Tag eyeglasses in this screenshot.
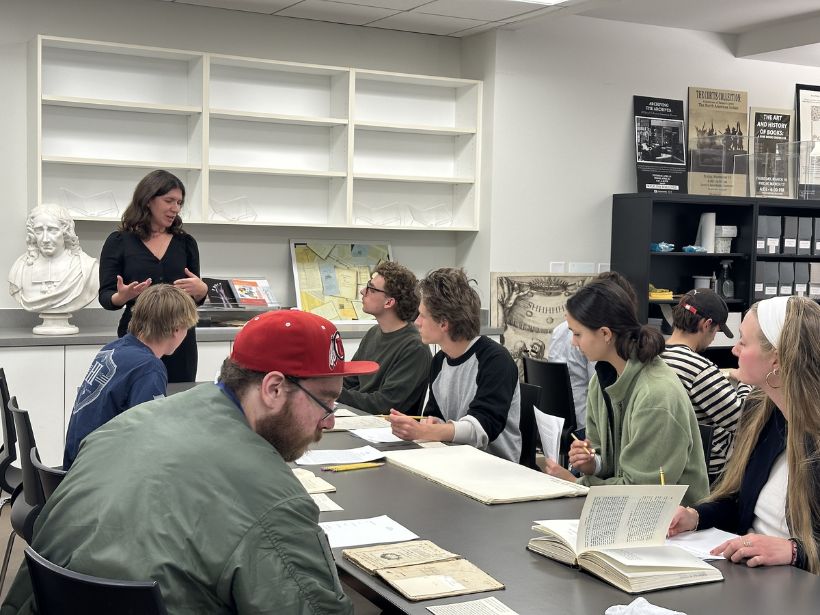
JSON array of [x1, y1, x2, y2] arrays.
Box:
[[285, 376, 336, 421], [363, 282, 387, 296]]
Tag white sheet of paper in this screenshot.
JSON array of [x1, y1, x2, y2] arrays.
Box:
[[295, 445, 384, 466], [533, 407, 564, 462], [319, 514, 418, 548], [666, 527, 739, 560], [333, 407, 357, 417], [427, 597, 520, 615], [311, 493, 343, 512], [327, 415, 390, 431], [350, 427, 403, 443]]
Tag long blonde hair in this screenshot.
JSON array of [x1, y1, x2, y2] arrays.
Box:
[[708, 298, 820, 573]]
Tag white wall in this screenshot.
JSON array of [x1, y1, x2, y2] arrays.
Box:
[[482, 15, 820, 279], [0, 0, 464, 310]]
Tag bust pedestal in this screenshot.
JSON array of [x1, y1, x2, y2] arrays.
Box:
[[33, 313, 79, 335]]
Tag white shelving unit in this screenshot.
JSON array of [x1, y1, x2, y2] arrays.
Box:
[[29, 36, 481, 231]]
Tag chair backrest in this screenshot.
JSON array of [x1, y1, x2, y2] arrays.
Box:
[[0, 368, 21, 494], [698, 423, 716, 470], [24, 546, 169, 615], [30, 446, 67, 502], [521, 357, 577, 455], [9, 399, 45, 510], [518, 383, 541, 470]]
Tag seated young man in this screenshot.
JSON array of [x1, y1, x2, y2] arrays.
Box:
[[661, 288, 752, 482], [388, 267, 522, 462], [62, 284, 198, 469], [338, 261, 431, 414]]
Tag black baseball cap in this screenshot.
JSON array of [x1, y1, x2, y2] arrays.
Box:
[[679, 289, 733, 337]]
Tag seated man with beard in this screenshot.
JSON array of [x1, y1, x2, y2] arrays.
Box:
[[1, 311, 378, 615]]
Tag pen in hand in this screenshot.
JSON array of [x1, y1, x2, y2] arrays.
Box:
[[570, 432, 594, 457], [659, 466, 666, 486]]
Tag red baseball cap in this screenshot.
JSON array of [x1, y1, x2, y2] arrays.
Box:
[[230, 310, 379, 378]]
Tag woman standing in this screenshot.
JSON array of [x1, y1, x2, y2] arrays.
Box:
[[545, 277, 709, 507], [99, 170, 207, 382], [668, 296, 820, 573]]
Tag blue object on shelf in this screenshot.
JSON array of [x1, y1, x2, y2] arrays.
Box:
[[650, 242, 675, 252]]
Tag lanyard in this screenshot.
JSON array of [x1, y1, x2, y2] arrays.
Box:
[[217, 382, 245, 417]]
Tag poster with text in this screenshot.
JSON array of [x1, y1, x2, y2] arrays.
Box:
[[633, 96, 687, 194], [795, 84, 820, 199], [687, 86, 749, 196], [749, 107, 794, 198]]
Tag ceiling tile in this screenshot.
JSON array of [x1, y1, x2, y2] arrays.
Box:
[[173, 0, 297, 13], [369, 11, 485, 36], [418, 0, 548, 22], [449, 20, 510, 37], [328, 0, 432, 9], [276, 0, 400, 25]]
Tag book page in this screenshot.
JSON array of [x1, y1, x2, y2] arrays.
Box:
[[427, 597, 519, 615], [590, 545, 716, 570], [385, 445, 588, 504], [666, 527, 739, 560], [311, 493, 343, 512], [343, 540, 458, 573], [533, 408, 563, 462], [531, 519, 579, 553], [319, 515, 418, 549], [378, 559, 504, 601], [577, 485, 687, 552], [325, 415, 389, 431], [296, 445, 384, 465], [291, 468, 336, 494]]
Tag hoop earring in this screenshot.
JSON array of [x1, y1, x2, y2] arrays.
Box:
[[765, 368, 781, 389]]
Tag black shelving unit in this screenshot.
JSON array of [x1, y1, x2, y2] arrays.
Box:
[[611, 193, 820, 324]]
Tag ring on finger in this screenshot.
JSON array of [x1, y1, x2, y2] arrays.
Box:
[[742, 539, 752, 548]]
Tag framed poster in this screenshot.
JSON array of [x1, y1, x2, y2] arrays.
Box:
[[290, 240, 392, 323], [633, 96, 687, 194], [490, 273, 594, 380], [748, 107, 794, 198], [795, 83, 820, 199], [687, 86, 748, 196]]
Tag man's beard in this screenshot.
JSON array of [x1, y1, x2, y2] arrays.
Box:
[[255, 400, 323, 462]]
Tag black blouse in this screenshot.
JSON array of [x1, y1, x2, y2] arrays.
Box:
[[98, 231, 203, 382]]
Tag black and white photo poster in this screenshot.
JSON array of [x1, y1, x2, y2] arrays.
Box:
[[687, 86, 748, 196], [749, 107, 793, 198], [795, 84, 820, 199], [633, 96, 687, 194]]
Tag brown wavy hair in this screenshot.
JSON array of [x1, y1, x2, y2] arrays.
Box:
[[418, 268, 480, 342], [376, 261, 420, 322], [707, 297, 820, 573], [119, 170, 186, 240], [128, 284, 198, 342]]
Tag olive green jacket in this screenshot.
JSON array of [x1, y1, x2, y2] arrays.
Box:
[[0, 384, 352, 615], [578, 357, 709, 507]]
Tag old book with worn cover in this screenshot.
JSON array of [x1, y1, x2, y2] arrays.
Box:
[[343, 540, 503, 601], [527, 485, 723, 594]]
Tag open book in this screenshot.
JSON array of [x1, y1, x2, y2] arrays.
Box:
[[527, 485, 723, 594], [385, 445, 588, 504], [343, 540, 503, 601]]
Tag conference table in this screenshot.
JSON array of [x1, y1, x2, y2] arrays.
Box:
[[314, 429, 820, 614], [167, 384, 820, 614]]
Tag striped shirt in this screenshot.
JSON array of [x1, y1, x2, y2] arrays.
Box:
[[661, 344, 752, 476]]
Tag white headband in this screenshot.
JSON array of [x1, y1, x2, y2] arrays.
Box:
[[757, 296, 790, 349]]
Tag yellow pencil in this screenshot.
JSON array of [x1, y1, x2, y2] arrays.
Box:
[[659, 466, 666, 486], [321, 462, 384, 472], [570, 432, 593, 456]]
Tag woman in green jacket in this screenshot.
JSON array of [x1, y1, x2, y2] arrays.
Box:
[[546, 277, 709, 506]]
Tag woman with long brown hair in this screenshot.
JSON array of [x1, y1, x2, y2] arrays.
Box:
[[668, 295, 820, 573], [98, 170, 207, 382]]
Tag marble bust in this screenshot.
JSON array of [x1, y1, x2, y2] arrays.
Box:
[[8, 204, 99, 334]]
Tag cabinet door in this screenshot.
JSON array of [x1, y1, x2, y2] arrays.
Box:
[[0, 347, 66, 468], [196, 341, 231, 382]]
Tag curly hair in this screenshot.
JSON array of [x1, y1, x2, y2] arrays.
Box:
[[418, 268, 480, 342], [120, 170, 186, 240], [375, 261, 420, 322], [25, 205, 81, 265]]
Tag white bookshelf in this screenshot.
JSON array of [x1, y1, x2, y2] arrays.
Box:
[[30, 36, 481, 231]]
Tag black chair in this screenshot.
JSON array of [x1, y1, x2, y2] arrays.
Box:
[[698, 423, 716, 470], [24, 546, 169, 615], [0, 368, 22, 500], [521, 357, 578, 463], [518, 383, 541, 470], [30, 446, 67, 502]]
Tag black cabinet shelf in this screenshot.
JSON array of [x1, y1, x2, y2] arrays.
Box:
[[650, 252, 747, 258], [649, 298, 745, 305], [611, 193, 820, 324]]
